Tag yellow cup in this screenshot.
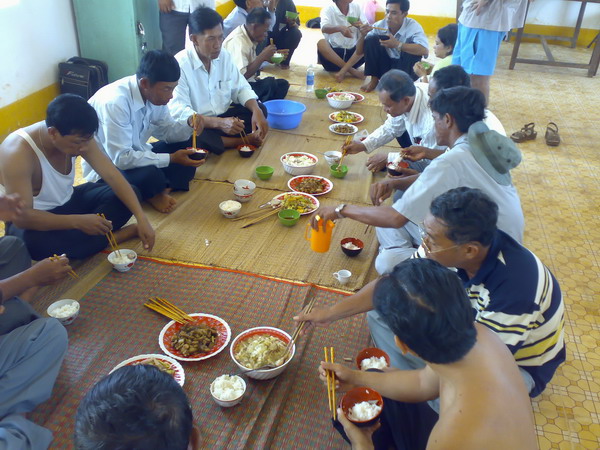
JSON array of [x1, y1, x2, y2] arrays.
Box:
[[305, 219, 335, 253]]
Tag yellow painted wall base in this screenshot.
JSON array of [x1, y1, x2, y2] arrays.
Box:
[[216, 1, 235, 18]]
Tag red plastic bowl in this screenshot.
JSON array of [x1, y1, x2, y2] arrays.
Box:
[[340, 387, 384, 427], [355, 347, 390, 370]]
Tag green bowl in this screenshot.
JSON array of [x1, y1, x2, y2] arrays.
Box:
[[285, 10, 299, 20], [255, 165, 274, 180], [315, 88, 328, 99], [270, 53, 285, 64], [278, 209, 300, 226], [347, 16, 359, 24], [330, 164, 349, 178]]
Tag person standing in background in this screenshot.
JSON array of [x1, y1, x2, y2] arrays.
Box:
[[159, 0, 217, 55]]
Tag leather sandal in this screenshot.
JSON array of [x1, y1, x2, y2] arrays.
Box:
[[510, 122, 537, 143], [545, 122, 560, 146]]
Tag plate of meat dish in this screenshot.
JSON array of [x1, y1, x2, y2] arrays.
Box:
[[329, 111, 364, 124], [273, 192, 320, 215], [159, 313, 231, 362], [329, 123, 358, 135], [110, 354, 185, 386], [287, 176, 333, 196]]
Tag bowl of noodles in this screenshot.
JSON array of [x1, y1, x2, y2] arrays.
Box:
[[230, 327, 296, 380]]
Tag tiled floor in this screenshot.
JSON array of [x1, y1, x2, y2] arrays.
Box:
[[264, 27, 600, 449]]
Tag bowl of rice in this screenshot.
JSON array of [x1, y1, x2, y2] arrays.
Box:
[[47, 299, 80, 326], [210, 374, 247, 407], [356, 347, 390, 371], [108, 249, 137, 272], [230, 326, 295, 380], [326, 92, 354, 109], [341, 237, 364, 257], [219, 200, 242, 218], [341, 387, 384, 427], [280, 152, 318, 176]]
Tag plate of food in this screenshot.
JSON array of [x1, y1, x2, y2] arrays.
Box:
[[329, 111, 364, 124], [110, 354, 185, 386], [346, 92, 365, 103], [159, 313, 231, 362], [329, 123, 358, 135], [288, 175, 333, 196], [273, 192, 319, 215]]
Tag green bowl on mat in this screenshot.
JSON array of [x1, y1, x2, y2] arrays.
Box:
[[285, 10, 299, 20], [270, 53, 285, 64], [315, 88, 328, 99], [256, 165, 274, 180], [278, 209, 301, 226], [347, 16, 359, 24], [330, 164, 349, 179]]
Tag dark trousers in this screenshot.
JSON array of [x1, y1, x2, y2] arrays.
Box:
[[364, 34, 421, 81], [198, 102, 268, 155], [6, 183, 135, 260], [159, 11, 189, 55], [250, 77, 290, 102], [317, 46, 365, 72]]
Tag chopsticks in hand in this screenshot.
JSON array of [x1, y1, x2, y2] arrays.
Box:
[[337, 136, 352, 171], [192, 112, 197, 149], [324, 346, 337, 420], [144, 297, 193, 324], [50, 254, 79, 279], [98, 213, 121, 257], [286, 295, 318, 353]]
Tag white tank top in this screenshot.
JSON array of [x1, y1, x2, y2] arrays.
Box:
[[15, 129, 75, 211]]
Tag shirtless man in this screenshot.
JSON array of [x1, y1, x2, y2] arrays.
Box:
[[0, 94, 155, 260], [321, 259, 537, 449]]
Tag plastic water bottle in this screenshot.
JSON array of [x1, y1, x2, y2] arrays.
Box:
[[306, 65, 315, 92]]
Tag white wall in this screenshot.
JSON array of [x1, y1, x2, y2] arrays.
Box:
[[297, 0, 600, 29], [0, 0, 79, 108]]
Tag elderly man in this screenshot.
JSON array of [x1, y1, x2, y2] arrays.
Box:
[[169, 7, 269, 155], [223, 7, 290, 102]]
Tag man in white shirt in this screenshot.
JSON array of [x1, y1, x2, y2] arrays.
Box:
[[223, 8, 290, 102], [170, 7, 269, 155], [84, 50, 204, 214], [311, 86, 524, 275], [361, 0, 429, 92], [159, 0, 216, 55]]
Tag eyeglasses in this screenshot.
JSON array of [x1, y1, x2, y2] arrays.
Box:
[[419, 227, 461, 255]]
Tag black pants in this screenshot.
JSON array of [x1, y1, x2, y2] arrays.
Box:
[[317, 46, 365, 72], [6, 183, 135, 260], [250, 77, 290, 103], [364, 34, 421, 81], [198, 102, 268, 155]]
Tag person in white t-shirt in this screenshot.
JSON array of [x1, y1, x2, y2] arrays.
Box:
[[159, 0, 216, 55]]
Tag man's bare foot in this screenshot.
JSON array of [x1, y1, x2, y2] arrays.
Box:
[[112, 224, 139, 245], [147, 191, 177, 213], [361, 76, 379, 92], [349, 68, 366, 80]]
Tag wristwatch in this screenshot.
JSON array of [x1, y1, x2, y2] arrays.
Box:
[[335, 204, 346, 219]]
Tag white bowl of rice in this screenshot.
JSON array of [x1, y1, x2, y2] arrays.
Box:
[[326, 92, 355, 109], [47, 299, 80, 326], [219, 200, 242, 218], [229, 326, 296, 380], [210, 374, 247, 407], [280, 152, 318, 176]]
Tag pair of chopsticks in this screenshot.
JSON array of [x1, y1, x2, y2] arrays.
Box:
[[324, 346, 337, 420], [240, 207, 281, 228], [232, 204, 281, 222], [144, 297, 192, 324], [192, 112, 197, 149], [50, 254, 79, 279], [286, 295, 318, 353], [236, 117, 249, 147], [98, 213, 121, 257], [336, 136, 352, 171], [372, 26, 388, 31]]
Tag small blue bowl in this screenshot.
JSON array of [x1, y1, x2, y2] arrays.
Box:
[[263, 100, 307, 130]]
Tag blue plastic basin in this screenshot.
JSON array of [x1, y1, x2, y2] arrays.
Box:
[[263, 100, 307, 130]]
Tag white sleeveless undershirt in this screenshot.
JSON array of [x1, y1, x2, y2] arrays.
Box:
[[15, 129, 75, 211]]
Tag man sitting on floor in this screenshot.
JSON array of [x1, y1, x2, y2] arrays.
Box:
[[312, 86, 524, 275], [361, 0, 428, 93], [321, 259, 538, 450], [300, 188, 564, 399], [83, 50, 205, 214], [74, 365, 200, 450], [223, 8, 290, 102], [170, 7, 269, 155], [0, 194, 70, 450], [318, 0, 371, 82], [0, 94, 155, 260]]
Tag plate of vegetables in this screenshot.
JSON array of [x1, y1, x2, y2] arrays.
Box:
[[109, 354, 185, 386], [329, 111, 364, 124], [288, 176, 333, 196], [273, 192, 320, 215]]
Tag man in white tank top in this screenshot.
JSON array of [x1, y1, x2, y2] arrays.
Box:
[[0, 94, 155, 260]]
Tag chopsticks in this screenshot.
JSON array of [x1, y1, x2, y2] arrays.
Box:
[[372, 26, 388, 31], [98, 213, 121, 257], [50, 254, 79, 279], [287, 294, 318, 352], [240, 207, 281, 228], [336, 136, 352, 171], [236, 117, 249, 147], [144, 297, 193, 324], [192, 112, 197, 149], [232, 205, 281, 222], [324, 346, 337, 420]]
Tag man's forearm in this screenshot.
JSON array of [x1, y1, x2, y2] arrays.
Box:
[[328, 278, 378, 321], [342, 205, 409, 228], [400, 43, 428, 56], [11, 209, 79, 231], [0, 268, 36, 301], [102, 170, 146, 220], [388, 174, 419, 191], [244, 99, 262, 115], [353, 368, 438, 402], [244, 58, 263, 80]]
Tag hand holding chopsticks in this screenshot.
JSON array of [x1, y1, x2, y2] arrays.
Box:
[[144, 297, 193, 324], [98, 213, 120, 257], [192, 112, 197, 149], [324, 346, 337, 420], [337, 136, 352, 171], [50, 254, 79, 279]]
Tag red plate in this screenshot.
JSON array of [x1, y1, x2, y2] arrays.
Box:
[[159, 313, 231, 362], [273, 192, 320, 215], [110, 354, 185, 386], [328, 111, 364, 124], [287, 175, 333, 196], [346, 92, 365, 102]]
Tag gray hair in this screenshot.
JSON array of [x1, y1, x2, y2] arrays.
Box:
[[376, 69, 416, 101]]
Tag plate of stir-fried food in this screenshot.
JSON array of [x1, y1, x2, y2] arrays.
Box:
[[159, 313, 231, 361], [288, 176, 333, 196], [329, 111, 364, 124], [329, 123, 358, 135], [273, 192, 319, 215], [110, 354, 185, 386]]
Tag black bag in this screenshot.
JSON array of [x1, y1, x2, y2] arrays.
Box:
[[306, 17, 321, 29], [59, 57, 109, 100]]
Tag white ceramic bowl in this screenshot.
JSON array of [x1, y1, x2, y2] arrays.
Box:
[[280, 152, 318, 176], [230, 326, 295, 380], [210, 375, 247, 407], [234, 179, 256, 193], [219, 200, 242, 218], [233, 191, 254, 203], [324, 151, 342, 166], [327, 92, 354, 109], [107, 249, 137, 272], [47, 299, 80, 326]]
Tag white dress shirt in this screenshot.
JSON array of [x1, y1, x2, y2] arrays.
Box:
[[223, 6, 275, 38], [459, 0, 528, 32], [367, 17, 428, 59], [170, 0, 215, 13], [169, 46, 258, 124], [223, 25, 258, 82], [83, 76, 192, 182], [320, 2, 367, 49]]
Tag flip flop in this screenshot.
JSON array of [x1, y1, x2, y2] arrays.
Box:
[[510, 122, 537, 143], [545, 122, 560, 146]]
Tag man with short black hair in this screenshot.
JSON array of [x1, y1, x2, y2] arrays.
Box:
[[75, 365, 200, 450], [85, 50, 204, 214], [223, 7, 290, 102], [170, 7, 269, 155]]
